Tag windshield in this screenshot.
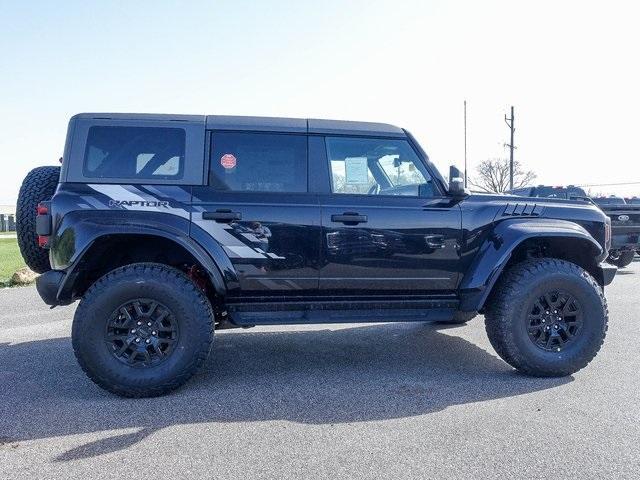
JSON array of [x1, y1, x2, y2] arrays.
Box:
[[377, 155, 427, 187]]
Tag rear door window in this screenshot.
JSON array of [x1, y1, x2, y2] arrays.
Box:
[[83, 126, 186, 180], [209, 132, 307, 192]]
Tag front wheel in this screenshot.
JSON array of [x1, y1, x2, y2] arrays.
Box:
[[72, 263, 214, 397], [485, 258, 608, 377]]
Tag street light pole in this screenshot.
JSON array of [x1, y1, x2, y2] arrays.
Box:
[[464, 100, 468, 188]]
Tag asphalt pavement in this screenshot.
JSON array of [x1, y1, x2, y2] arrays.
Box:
[[1, 260, 639, 479]]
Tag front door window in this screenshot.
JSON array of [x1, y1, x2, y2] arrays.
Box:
[[326, 137, 435, 197]]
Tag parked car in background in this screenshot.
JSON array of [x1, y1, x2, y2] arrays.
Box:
[[592, 197, 640, 266], [510, 185, 589, 201], [593, 196, 627, 206], [627, 198, 640, 255], [513, 186, 639, 268], [628, 198, 640, 255]]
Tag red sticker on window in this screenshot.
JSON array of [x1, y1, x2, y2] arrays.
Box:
[[221, 153, 237, 169]]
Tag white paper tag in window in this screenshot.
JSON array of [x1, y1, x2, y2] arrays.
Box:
[[344, 157, 369, 185]]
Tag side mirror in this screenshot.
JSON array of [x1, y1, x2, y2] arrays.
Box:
[[448, 165, 469, 198]]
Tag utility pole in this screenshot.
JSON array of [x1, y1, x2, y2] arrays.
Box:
[[504, 106, 515, 190], [464, 100, 468, 188]]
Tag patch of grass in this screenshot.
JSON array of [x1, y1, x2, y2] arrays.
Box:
[[0, 237, 26, 286]]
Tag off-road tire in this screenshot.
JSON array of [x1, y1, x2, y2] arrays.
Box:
[[72, 263, 214, 397], [16, 166, 61, 273], [607, 250, 635, 268], [437, 311, 476, 325], [485, 258, 607, 377]]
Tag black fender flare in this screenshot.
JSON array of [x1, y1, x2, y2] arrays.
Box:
[[458, 218, 603, 311], [51, 211, 236, 302]]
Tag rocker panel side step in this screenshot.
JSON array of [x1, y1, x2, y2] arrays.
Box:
[[226, 298, 458, 326]]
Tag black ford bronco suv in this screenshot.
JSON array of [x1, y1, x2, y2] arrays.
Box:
[[17, 113, 616, 397]]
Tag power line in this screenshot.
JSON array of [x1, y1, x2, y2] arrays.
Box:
[[576, 181, 640, 187]]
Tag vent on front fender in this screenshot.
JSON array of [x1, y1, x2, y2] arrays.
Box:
[[503, 203, 544, 216]]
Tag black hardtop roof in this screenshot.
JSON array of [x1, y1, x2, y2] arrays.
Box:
[[71, 113, 406, 137]]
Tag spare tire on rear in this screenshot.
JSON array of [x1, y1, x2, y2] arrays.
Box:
[[16, 166, 60, 274]]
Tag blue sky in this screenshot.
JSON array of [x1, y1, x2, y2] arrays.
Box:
[[1, 0, 639, 203]]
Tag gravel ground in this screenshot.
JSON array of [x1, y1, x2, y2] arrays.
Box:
[[1, 260, 639, 479]]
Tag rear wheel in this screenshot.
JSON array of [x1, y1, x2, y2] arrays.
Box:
[[485, 258, 607, 377], [607, 250, 635, 268], [16, 166, 60, 273], [72, 263, 214, 397]]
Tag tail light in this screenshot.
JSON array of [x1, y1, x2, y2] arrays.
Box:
[[36, 202, 52, 248]]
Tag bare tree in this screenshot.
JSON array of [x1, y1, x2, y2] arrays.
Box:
[[585, 188, 607, 198], [469, 158, 536, 193]]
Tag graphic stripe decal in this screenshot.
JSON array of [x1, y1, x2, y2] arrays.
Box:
[[81, 195, 107, 209], [90, 184, 146, 203], [85, 184, 272, 260], [193, 218, 256, 248], [87, 184, 190, 219], [224, 246, 267, 259]]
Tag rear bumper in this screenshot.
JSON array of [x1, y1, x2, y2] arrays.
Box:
[[596, 262, 617, 286], [35, 270, 67, 306]]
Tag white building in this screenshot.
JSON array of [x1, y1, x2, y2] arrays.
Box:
[[0, 205, 16, 215]]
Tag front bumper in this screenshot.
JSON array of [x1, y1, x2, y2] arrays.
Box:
[[596, 262, 617, 286]]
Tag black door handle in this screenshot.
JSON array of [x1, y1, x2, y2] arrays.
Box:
[[202, 209, 242, 223], [331, 213, 368, 225]]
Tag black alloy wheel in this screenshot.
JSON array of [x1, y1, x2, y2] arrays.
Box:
[[527, 290, 583, 352], [106, 299, 179, 367]]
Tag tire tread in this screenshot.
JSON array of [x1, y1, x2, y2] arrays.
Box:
[[16, 166, 60, 273]]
